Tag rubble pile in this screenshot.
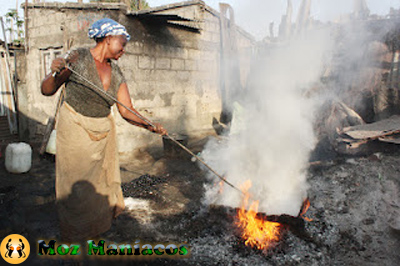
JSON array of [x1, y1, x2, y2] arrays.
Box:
[[115, 153, 400, 265]]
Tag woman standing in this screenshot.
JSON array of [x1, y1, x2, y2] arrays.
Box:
[[41, 18, 167, 241]]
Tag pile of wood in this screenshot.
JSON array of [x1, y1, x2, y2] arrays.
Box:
[[336, 115, 400, 155]]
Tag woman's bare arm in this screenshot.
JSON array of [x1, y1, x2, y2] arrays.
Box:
[[117, 83, 167, 135], [41, 57, 71, 96]]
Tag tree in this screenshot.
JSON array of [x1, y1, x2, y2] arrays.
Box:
[[130, 0, 150, 10], [4, 9, 24, 45], [89, 0, 150, 11]]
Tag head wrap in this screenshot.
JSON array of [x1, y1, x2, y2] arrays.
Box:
[[88, 18, 131, 41]]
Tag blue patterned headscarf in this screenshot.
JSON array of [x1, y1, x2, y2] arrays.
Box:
[[88, 18, 131, 41]]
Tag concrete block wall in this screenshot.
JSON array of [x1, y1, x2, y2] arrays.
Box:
[[24, 2, 254, 161], [24, 3, 126, 141]]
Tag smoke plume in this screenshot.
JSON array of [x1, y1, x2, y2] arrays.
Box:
[[201, 28, 333, 216], [198, 0, 397, 217]]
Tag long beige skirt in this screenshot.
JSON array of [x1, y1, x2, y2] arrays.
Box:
[[56, 102, 125, 241]]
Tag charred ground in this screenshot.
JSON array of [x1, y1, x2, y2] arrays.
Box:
[[0, 142, 399, 265]]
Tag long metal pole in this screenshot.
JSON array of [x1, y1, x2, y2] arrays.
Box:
[[66, 66, 245, 195], [1, 16, 18, 134], [24, 0, 29, 53]]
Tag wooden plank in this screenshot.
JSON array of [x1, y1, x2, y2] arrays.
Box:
[[0, 17, 18, 134], [0, 54, 8, 117], [342, 115, 400, 140], [0, 54, 17, 134], [379, 135, 400, 144]]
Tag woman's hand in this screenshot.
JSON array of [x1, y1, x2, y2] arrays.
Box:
[[41, 56, 71, 96], [51, 57, 67, 75], [150, 123, 168, 135]]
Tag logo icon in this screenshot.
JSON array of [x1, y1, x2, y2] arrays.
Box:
[[1, 234, 30, 264]]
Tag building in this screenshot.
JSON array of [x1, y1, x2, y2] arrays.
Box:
[[21, 0, 254, 161]]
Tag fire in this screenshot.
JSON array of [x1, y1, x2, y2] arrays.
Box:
[[299, 198, 313, 222], [236, 180, 281, 250], [218, 180, 224, 194]]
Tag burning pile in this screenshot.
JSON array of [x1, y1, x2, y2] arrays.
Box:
[[235, 180, 282, 250], [235, 180, 312, 251]]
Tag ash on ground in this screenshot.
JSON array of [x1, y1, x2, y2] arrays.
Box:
[[0, 146, 399, 265]]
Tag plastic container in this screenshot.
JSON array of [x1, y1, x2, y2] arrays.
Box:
[[5, 142, 32, 174], [45, 130, 57, 155]]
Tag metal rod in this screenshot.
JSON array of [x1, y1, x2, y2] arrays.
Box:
[[65, 66, 245, 195], [0, 16, 18, 134], [67, 67, 156, 128], [164, 135, 244, 194], [24, 0, 29, 54]]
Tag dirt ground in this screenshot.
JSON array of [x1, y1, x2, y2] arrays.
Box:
[[0, 140, 399, 266]]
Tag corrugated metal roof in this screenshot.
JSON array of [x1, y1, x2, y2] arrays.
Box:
[[132, 13, 202, 32], [128, 2, 203, 32], [166, 21, 202, 32], [127, 0, 205, 16], [133, 13, 194, 22]]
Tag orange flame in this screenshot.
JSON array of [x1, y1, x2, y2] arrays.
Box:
[[299, 198, 313, 222], [236, 180, 281, 250], [218, 180, 224, 194]]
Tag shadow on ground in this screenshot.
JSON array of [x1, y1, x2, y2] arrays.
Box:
[[0, 140, 399, 265]]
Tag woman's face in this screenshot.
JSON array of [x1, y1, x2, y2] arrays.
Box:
[[108, 35, 128, 60]]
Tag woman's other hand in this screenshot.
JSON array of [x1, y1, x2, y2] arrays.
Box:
[[51, 57, 67, 75], [151, 123, 167, 135]]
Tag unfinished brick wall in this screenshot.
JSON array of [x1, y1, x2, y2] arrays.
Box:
[[23, 2, 253, 161], [24, 3, 122, 140]]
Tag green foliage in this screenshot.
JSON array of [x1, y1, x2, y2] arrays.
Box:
[[89, 0, 120, 2], [3, 8, 24, 45], [130, 0, 150, 10], [89, 0, 150, 10]]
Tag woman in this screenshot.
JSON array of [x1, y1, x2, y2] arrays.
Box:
[[41, 18, 167, 241]]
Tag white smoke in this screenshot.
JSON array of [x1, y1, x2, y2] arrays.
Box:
[[201, 28, 334, 216]]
